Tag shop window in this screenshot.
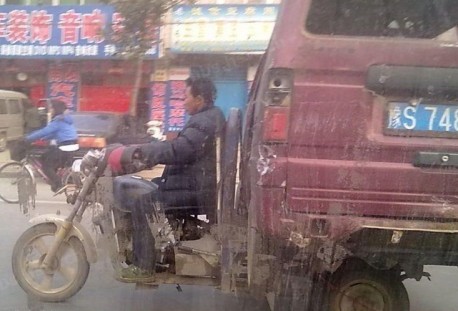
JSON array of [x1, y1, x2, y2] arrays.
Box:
[[8, 99, 21, 114], [0, 100, 6, 115]]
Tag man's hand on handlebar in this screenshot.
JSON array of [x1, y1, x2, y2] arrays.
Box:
[[106, 144, 148, 176]]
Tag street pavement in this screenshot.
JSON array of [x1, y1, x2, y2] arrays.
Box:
[[2, 150, 458, 310]]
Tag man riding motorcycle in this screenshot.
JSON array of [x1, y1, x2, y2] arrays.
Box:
[[107, 77, 226, 282]]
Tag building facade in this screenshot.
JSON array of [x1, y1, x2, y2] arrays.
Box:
[[0, 0, 279, 133]]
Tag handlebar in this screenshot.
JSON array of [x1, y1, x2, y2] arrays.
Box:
[[78, 146, 147, 177]]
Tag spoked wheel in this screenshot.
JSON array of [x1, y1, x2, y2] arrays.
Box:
[[12, 223, 90, 302], [0, 161, 23, 203], [329, 260, 410, 311]]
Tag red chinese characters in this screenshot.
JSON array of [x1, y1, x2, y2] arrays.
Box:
[[152, 83, 166, 98], [48, 68, 78, 83], [30, 10, 53, 44], [48, 65, 80, 111], [167, 81, 187, 129], [58, 10, 81, 44], [169, 81, 186, 99], [150, 82, 167, 123], [169, 108, 185, 117], [82, 9, 105, 44], [49, 83, 75, 98], [151, 110, 165, 121], [169, 99, 184, 108], [7, 10, 29, 43], [152, 97, 165, 109]]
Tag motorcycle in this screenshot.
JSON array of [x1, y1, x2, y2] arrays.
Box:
[[11, 109, 244, 303]]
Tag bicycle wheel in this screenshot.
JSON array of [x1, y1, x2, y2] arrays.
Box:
[[0, 161, 23, 203]]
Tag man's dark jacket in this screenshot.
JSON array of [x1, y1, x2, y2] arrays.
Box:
[[141, 105, 226, 215]]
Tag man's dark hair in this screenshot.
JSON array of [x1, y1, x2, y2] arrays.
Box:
[[50, 100, 67, 116], [185, 77, 217, 106]]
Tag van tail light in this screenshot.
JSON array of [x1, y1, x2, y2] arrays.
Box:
[[262, 68, 292, 142], [263, 107, 289, 141], [78, 137, 106, 148]]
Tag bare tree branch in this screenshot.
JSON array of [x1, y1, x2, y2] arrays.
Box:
[[107, 0, 187, 116]]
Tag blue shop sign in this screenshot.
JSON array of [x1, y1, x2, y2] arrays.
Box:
[[171, 5, 278, 53], [0, 5, 159, 59]]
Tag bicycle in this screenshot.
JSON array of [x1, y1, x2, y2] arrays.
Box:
[[0, 148, 83, 214]]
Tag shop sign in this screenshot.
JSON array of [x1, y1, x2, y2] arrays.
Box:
[[149, 81, 167, 131], [171, 5, 278, 53], [47, 64, 79, 111], [0, 5, 159, 59], [148, 79, 188, 133], [166, 80, 187, 132]]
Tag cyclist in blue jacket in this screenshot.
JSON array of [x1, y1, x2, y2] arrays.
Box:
[[25, 100, 79, 192]]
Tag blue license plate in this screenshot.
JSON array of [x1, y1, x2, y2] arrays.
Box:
[[386, 102, 458, 134]]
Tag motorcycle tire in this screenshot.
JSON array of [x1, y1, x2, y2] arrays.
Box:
[[12, 223, 90, 302]]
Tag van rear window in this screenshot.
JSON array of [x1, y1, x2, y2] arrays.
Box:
[[305, 0, 458, 39]]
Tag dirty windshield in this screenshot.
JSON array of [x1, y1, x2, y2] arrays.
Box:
[[0, 0, 458, 311]]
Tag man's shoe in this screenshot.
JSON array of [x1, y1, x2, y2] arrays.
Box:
[[117, 265, 155, 283]]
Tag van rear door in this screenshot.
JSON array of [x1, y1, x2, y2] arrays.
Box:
[[269, 0, 458, 220]]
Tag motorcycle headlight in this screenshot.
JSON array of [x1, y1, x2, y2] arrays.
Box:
[[81, 149, 104, 168]]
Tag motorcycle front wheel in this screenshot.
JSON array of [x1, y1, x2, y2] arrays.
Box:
[[12, 223, 90, 302]]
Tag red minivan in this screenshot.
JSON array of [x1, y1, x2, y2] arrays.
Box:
[[241, 1, 458, 310]]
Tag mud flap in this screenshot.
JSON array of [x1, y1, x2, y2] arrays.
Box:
[[219, 108, 244, 292]]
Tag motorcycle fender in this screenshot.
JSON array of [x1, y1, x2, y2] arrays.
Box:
[[23, 164, 36, 189], [29, 214, 97, 263]]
